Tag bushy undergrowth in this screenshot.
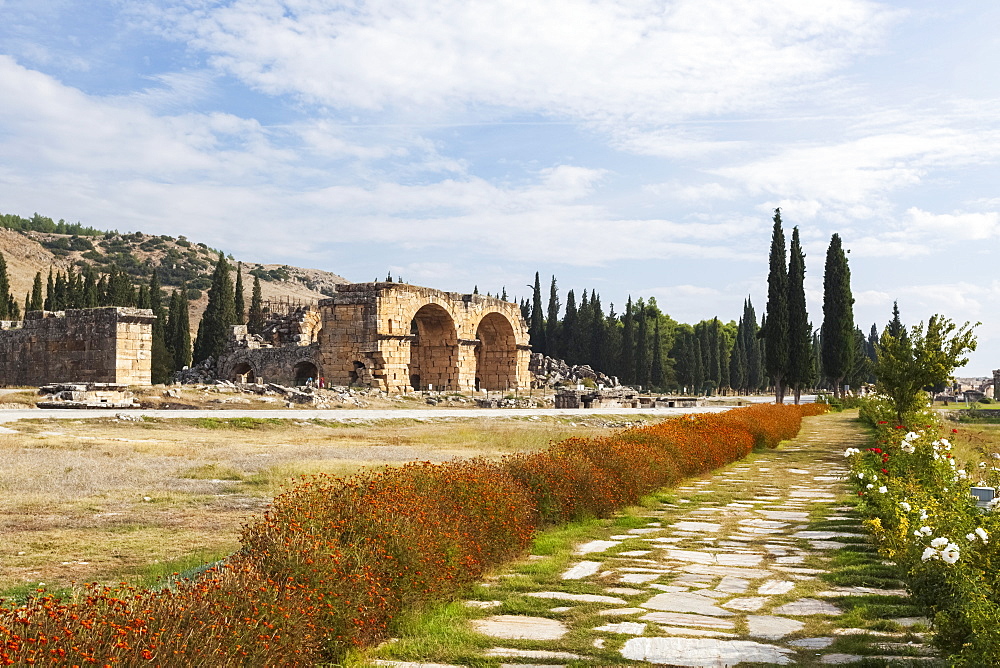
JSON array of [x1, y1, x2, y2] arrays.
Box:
[[849, 396, 1000, 665], [0, 402, 825, 665]]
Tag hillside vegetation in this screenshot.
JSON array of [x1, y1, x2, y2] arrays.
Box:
[[0, 211, 349, 325]]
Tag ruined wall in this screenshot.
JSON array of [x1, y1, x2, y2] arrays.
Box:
[[318, 283, 530, 393], [0, 307, 154, 386]]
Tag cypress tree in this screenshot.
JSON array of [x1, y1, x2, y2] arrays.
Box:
[[729, 326, 746, 394], [500, 287, 508, 301], [194, 254, 237, 362], [247, 274, 265, 335], [168, 287, 193, 371], [634, 299, 650, 389], [44, 268, 54, 310], [821, 233, 855, 398], [761, 208, 789, 403], [234, 263, 246, 325], [651, 319, 665, 390], [744, 299, 763, 392], [148, 272, 173, 384], [545, 276, 560, 359], [575, 290, 591, 366], [692, 333, 704, 394], [0, 252, 11, 319], [888, 301, 906, 341], [529, 272, 544, 354], [82, 267, 99, 307], [29, 272, 44, 312], [708, 319, 721, 386], [717, 324, 730, 393], [561, 289, 577, 364], [787, 227, 812, 404], [590, 292, 607, 373], [670, 327, 692, 392], [621, 297, 635, 384], [605, 304, 622, 380]]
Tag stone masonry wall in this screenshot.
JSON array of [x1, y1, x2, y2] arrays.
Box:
[[0, 307, 155, 386], [318, 282, 530, 393]]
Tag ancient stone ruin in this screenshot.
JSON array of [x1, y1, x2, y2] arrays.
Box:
[[0, 307, 154, 386], [212, 282, 532, 393]]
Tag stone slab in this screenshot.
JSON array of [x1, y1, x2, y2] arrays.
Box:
[[788, 637, 835, 649], [525, 592, 626, 604], [757, 580, 795, 595], [773, 598, 843, 616], [721, 596, 768, 612], [746, 615, 805, 639], [656, 626, 736, 638], [594, 621, 646, 635], [575, 540, 620, 555], [484, 648, 583, 660], [620, 572, 661, 584], [605, 587, 645, 595], [715, 576, 750, 594], [673, 521, 722, 532], [597, 607, 646, 616], [561, 561, 600, 580], [642, 592, 735, 616], [620, 637, 794, 667], [639, 612, 735, 629], [471, 615, 568, 640]]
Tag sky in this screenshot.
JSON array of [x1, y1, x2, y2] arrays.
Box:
[[1, 1, 998, 375]]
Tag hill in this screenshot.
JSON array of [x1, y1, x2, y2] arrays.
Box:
[[0, 214, 350, 329]]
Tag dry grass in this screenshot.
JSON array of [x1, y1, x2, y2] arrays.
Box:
[[0, 415, 614, 595]]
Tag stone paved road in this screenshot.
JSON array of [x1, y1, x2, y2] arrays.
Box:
[[374, 411, 942, 667], [0, 401, 801, 425]]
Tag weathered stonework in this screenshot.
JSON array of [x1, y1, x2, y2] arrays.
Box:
[[317, 283, 531, 393], [0, 307, 154, 386], [215, 282, 531, 393]]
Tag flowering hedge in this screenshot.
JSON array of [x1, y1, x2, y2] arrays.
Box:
[[0, 402, 825, 666], [848, 397, 1000, 664]]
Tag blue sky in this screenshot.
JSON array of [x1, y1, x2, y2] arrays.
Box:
[[1, 1, 998, 374]]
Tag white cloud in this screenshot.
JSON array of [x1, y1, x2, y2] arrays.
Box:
[[903, 207, 1000, 241], [154, 0, 894, 127]]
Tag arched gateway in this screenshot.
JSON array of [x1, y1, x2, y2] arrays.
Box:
[[317, 282, 531, 393]]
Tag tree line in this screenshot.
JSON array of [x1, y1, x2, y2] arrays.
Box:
[[0, 251, 265, 385]]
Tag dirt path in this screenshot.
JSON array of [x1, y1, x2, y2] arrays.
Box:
[[371, 411, 942, 667]]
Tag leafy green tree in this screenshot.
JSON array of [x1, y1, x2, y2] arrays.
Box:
[[194, 254, 237, 362], [247, 274, 265, 335], [761, 209, 789, 402], [821, 233, 855, 398], [529, 272, 544, 354], [875, 314, 978, 424], [234, 263, 246, 325], [787, 227, 812, 403]]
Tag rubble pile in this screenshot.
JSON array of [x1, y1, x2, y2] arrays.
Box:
[[258, 306, 321, 346], [37, 382, 138, 409], [529, 353, 619, 389]]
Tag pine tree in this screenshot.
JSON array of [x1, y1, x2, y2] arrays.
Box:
[[234, 263, 246, 325], [821, 233, 856, 398], [761, 209, 790, 402], [888, 301, 906, 341], [545, 276, 560, 359], [247, 274, 265, 335], [786, 227, 812, 404], [194, 254, 237, 362], [529, 272, 544, 354], [561, 289, 577, 364]]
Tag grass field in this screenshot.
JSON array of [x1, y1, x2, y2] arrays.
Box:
[[0, 414, 626, 598]]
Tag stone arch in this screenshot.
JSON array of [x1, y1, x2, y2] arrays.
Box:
[[408, 303, 459, 390], [475, 311, 518, 391], [293, 360, 319, 386], [231, 361, 256, 383]]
